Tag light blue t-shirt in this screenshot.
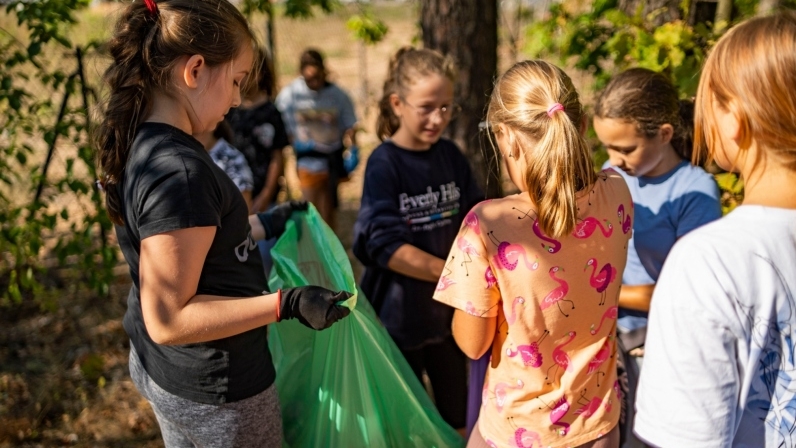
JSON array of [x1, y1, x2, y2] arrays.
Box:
[[275, 77, 357, 173], [605, 160, 721, 330]]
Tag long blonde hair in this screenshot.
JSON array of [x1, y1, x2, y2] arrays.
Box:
[[488, 60, 595, 238], [376, 47, 457, 141], [695, 12, 796, 170]]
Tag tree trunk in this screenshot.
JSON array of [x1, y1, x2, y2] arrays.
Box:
[[619, 0, 681, 27], [421, 0, 500, 198], [714, 0, 733, 31]]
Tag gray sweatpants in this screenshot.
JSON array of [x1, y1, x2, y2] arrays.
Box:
[[129, 344, 283, 448]]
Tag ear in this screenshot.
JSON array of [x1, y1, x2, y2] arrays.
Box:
[[182, 54, 207, 90], [725, 100, 751, 148], [659, 123, 674, 145], [389, 93, 402, 117]]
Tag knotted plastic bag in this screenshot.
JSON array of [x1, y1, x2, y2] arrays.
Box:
[[268, 205, 464, 448]]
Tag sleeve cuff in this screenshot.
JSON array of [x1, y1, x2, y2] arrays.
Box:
[[139, 214, 221, 240], [375, 240, 405, 269]]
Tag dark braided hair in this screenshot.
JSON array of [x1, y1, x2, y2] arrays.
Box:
[[95, 0, 256, 225]]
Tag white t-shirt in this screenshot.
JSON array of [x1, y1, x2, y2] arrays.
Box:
[[635, 205, 796, 447]]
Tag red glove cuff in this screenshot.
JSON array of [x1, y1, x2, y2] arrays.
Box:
[[276, 289, 282, 322]]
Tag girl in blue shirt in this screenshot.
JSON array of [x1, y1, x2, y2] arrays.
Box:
[[593, 68, 721, 341], [593, 68, 721, 446]]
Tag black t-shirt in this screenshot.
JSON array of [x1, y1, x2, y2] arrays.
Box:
[[352, 139, 484, 350], [117, 122, 276, 404], [226, 102, 289, 200]]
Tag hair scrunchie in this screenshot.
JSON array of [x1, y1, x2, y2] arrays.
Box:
[[143, 0, 159, 17], [547, 102, 565, 117]]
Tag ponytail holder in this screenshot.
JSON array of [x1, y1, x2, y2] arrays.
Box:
[[547, 103, 565, 117], [143, 0, 159, 17]]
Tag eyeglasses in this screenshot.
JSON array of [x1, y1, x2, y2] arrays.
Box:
[[401, 98, 461, 119]]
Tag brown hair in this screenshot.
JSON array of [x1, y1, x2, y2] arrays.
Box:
[[594, 68, 695, 162], [488, 60, 595, 238], [376, 47, 457, 141], [299, 48, 325, 71], [95, 0, 256, 225], [249, 46, 275, 99], [695, 12, 796, 170]]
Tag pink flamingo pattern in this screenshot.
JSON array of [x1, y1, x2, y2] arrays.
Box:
[[465, 301, 479, 316], [574, 389, 604, 419], [436, 275, 455, 291], [533, 219, 562, 254], [572, 217, 614, 239], [538, 395, 571, 436], [546, 331, 576, 384], [488, 231, 540, 272], [491, 378, 525, 413], [505, 296, 525, 325], [590, 306, 618, 335], [457, 236, 480, 276], [507, 417, 543, 448], [617, 204, 632, 234], [540, 267, 574, 317], [585, 258, 618, 306], [587, 334, 614, 374], [485, 266, 497, 289], [464, 211, 481, 234], [436, 255, 456, 291], [507, 330, 549, 368]]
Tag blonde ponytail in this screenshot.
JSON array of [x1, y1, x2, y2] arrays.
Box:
[[488, 60, 595, 238]]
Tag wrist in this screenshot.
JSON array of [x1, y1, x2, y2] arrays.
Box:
[[276, 288, 282, 322]]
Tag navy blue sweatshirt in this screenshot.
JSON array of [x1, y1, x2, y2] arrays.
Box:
[[353, 139, 484, 350]]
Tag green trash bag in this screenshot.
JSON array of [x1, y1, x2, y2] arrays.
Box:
[[267, 205, 464, 448]]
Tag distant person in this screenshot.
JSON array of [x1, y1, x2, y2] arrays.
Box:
[[95, 1, 351, 446], [227, 48, 290, 275], [353, 47, 483, 434], [227, 48, 289, 214], [196, 121, 254, 210], [635, 12, 796, 447], [434, 60, 631, 448], [275, 48, 357, 229]]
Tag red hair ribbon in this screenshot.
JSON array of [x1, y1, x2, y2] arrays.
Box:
[[144, 0, 158, 17]]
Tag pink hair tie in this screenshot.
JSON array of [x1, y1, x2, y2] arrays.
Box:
[[547, 103, 565, 117]]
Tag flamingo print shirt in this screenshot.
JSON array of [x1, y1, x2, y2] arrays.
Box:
[[434, 169, 633, 448]]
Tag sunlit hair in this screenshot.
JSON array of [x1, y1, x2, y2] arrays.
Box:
[[595, 68, 696, 163], [95, 0, 257, 225], [695, 11, 796, 170], [377, 46, 457, 140], [487, 60, 595, 238]]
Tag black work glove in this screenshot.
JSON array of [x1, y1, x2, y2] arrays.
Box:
[[257, 201, 308, 240], [279, 286, 352, 330]]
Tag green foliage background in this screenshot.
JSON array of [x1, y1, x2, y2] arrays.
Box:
[[1, 0, 115, 306], [524, 0, 767, 213]]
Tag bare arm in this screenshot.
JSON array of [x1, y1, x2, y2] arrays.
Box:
[[248, 214, 266, 241], [618, 284, 655, 312], [386, 243, 445, 283], [139, 226, 278, 345], [251, 150, 284, 213], [241, 190, 252, 211], [452, 309, 497, 359]]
